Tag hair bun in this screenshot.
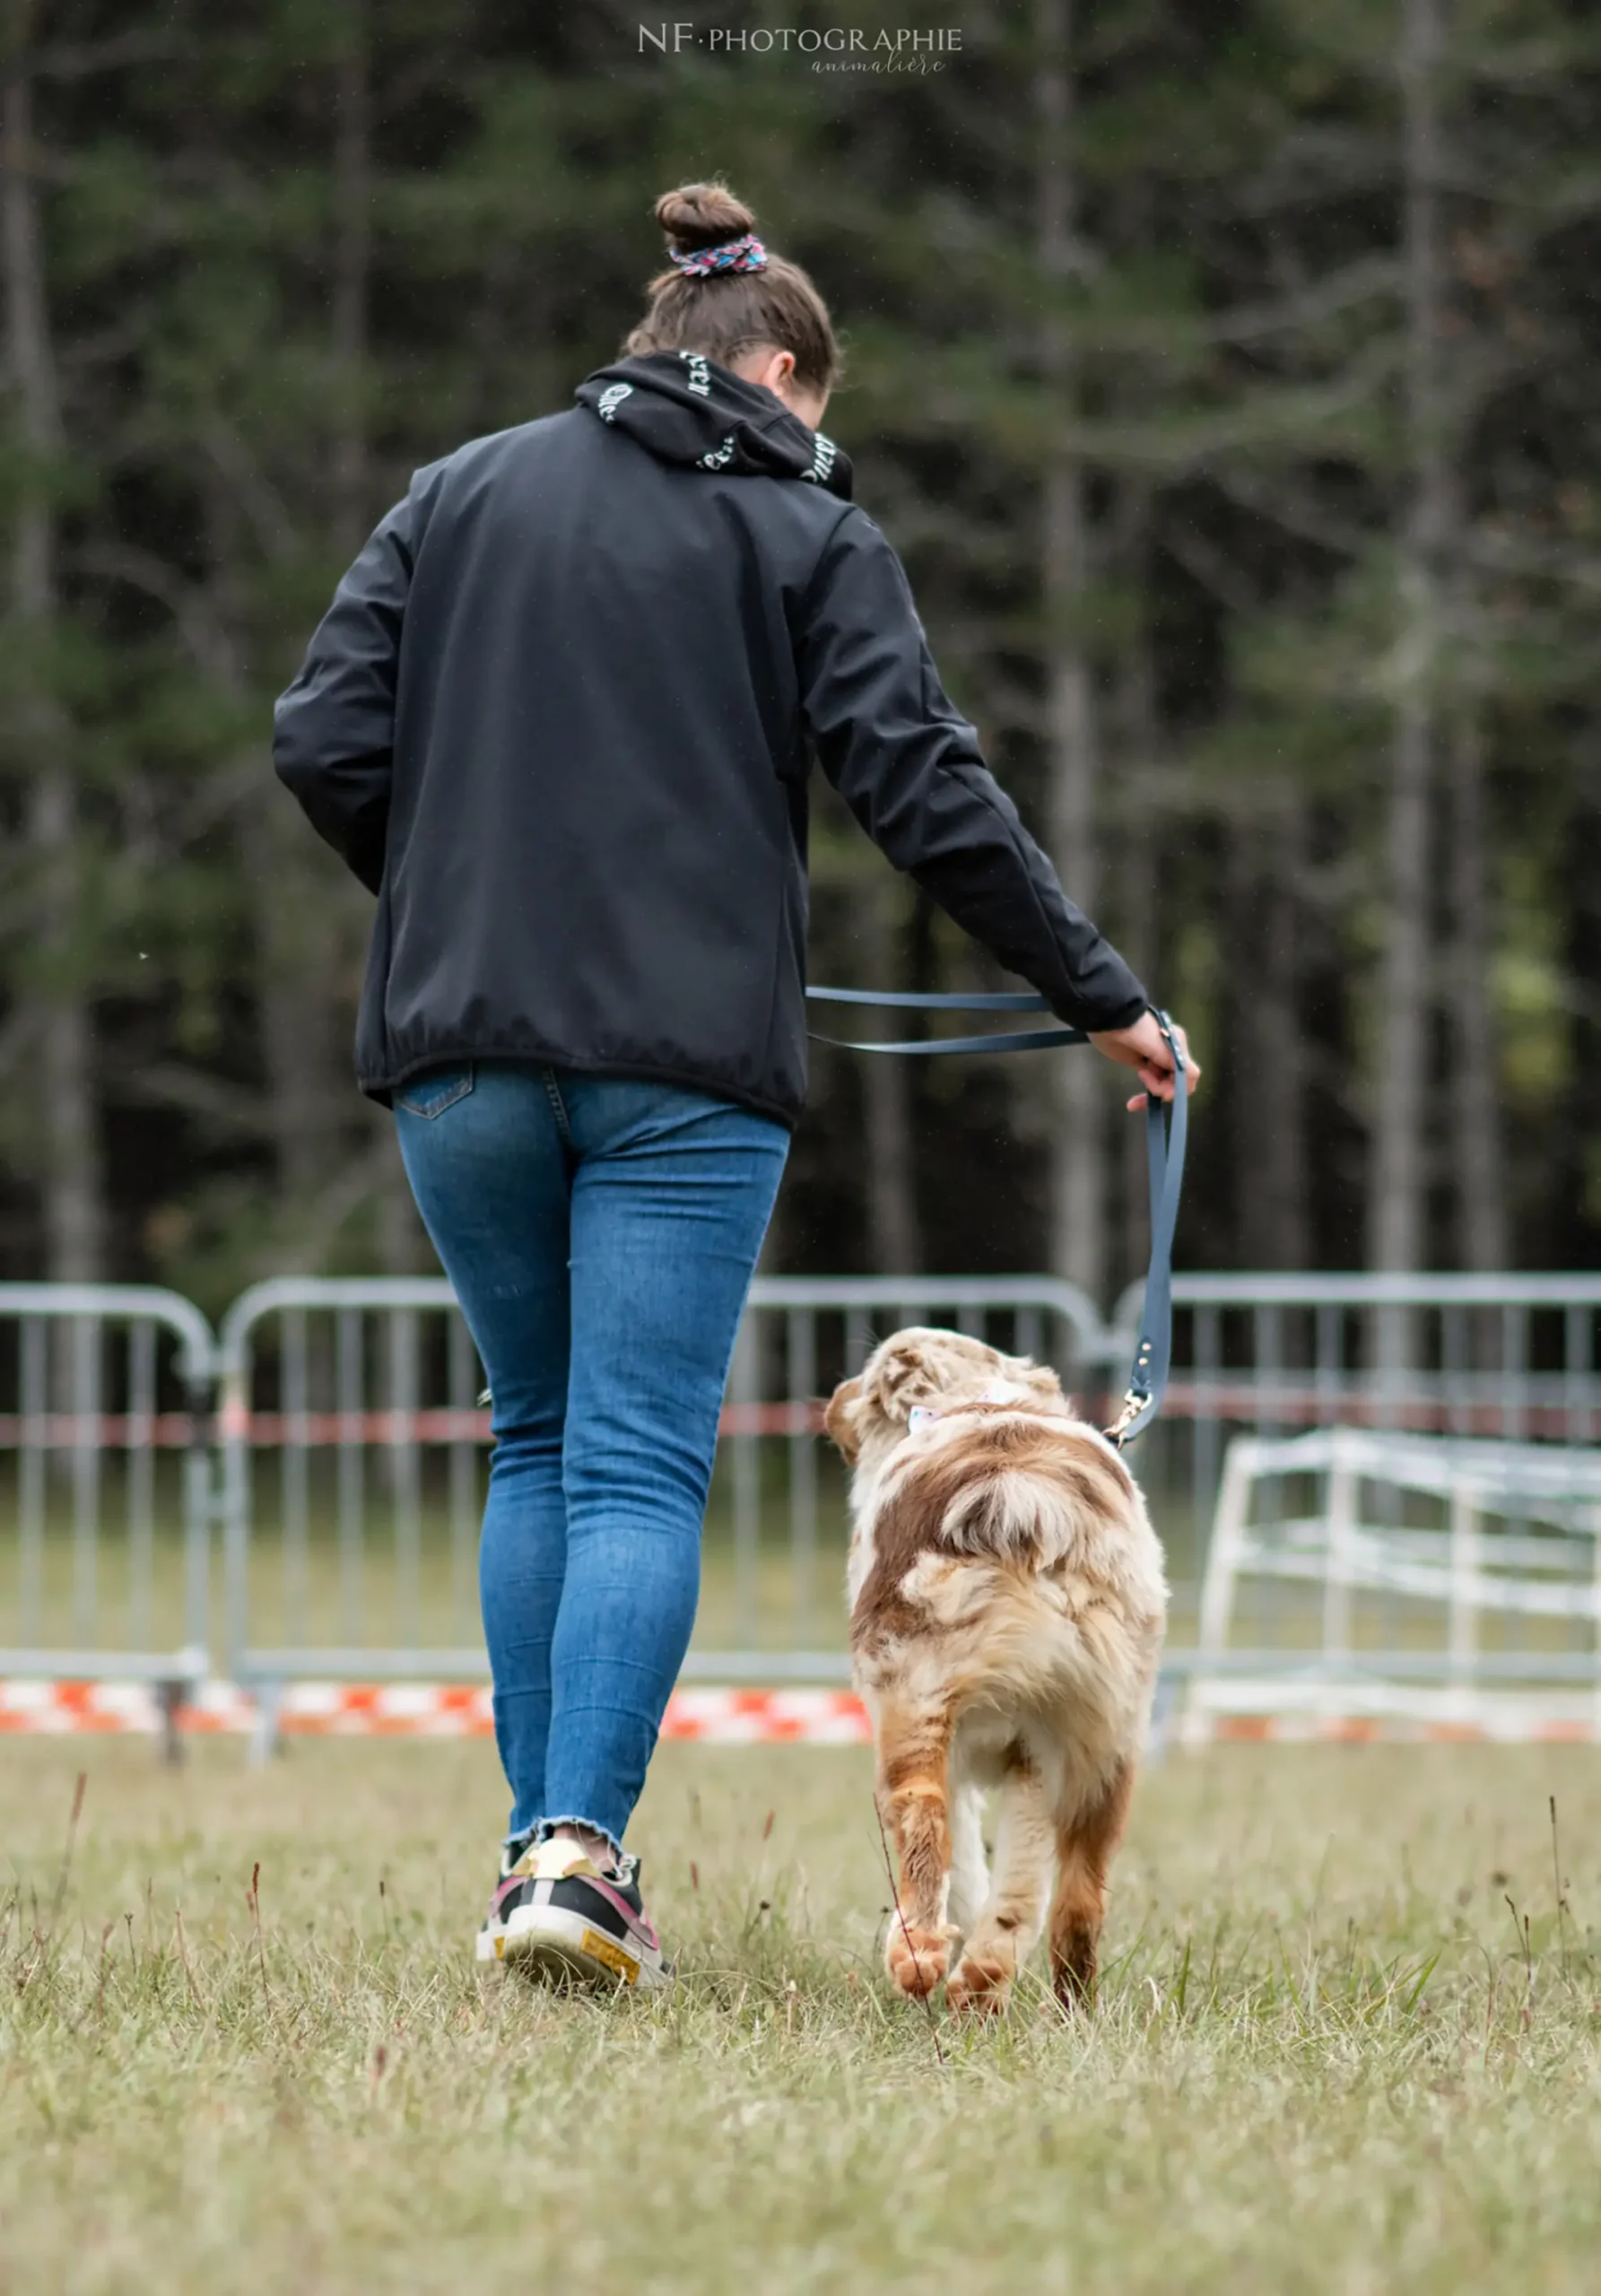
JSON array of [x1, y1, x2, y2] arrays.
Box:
[[654, 181, 757, 257]]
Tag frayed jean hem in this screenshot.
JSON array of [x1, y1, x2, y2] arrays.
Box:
[[502, 1816, 625, 1866]]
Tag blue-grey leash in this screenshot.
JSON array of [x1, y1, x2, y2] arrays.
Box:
[[805, 987, 1188, 1448], [806, 983, 1089, 1058]]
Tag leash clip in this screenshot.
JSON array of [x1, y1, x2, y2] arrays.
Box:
[[1104, 1389, 1145, 1450], [1101, 1012, 1187, 1451]]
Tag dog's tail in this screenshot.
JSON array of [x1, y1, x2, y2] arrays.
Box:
[[934, 1420, 1135, 1570]]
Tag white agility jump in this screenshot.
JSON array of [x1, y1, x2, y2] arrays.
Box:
[[1186, 1425, 1601, 1744]]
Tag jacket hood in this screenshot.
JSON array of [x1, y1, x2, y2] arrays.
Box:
[[576, 351, 852, 500]]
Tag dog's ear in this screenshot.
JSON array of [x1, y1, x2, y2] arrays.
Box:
[[1013, 1357, 1068, 1409], [823, 1375, 863, 1462], [867, 1336, 937, 1421]]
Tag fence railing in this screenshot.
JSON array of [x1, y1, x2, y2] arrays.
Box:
[[0, 1273, 1595, 1702], [1109, 1274, 1601, 1610], [0, 1284, 215, 1725], [216, 1274, 1118, 1692]]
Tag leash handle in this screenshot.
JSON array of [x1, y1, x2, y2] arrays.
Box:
[[805, 985, 1087, 1056], [1104, 1011, 1188, 1448]]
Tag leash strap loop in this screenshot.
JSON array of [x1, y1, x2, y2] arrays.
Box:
[[811, 1022, 1089, 1057], [805, 985, 1087, 1057], [804, 986, 1188, 1446], [806, 987, 1052, 1013], [1104, 1011, 1188, 1448]]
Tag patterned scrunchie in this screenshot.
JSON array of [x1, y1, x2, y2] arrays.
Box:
[[669, 232, 768, 277]]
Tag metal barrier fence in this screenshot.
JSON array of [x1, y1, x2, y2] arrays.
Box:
[[1110, 1275, 1601, 1605], [216, 1274, 1118, 1699], [0, 1284, 215, 1744], [218, 1278, 488, 1700], [0, 1272, 1597, 1709]]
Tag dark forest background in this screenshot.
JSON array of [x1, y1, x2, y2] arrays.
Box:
[[0, 0, 1597, 1316]]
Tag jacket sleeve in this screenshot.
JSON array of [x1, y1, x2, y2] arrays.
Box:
[[796, 507, 1149, 1032], [272, 486, 421, 895]]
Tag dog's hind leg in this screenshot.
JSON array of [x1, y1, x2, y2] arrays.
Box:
[[874, 1695, 959, 1999], [945, 1752, 1054, 2018], [1048, 1759, 1135, 2011], [946, 1779, 989, 1937]]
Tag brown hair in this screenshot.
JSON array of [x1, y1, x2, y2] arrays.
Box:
[[622, 181, 842, 396]]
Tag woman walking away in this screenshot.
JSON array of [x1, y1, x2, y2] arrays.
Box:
[[273, 180, 1197, 1991]]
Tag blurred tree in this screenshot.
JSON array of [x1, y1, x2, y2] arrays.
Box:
[[0, 0, 1594, 1303], [1035, 0, 1108, 1300], [1, 11, 106, 1282], [1372, 0, 1445, 1279]]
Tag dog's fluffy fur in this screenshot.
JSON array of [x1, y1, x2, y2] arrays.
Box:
[[825, 1327, 1168, 2014]]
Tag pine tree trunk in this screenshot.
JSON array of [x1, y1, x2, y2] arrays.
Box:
[[1446, 711, 1506, 1268], [1371, 0, 1447, 1286], [1563, 758, 1601, 1274], [332, 0, 371, 557], [1109, 491, 1157, 1292], [332, 0, 426, 1274], [240, 798, 349, 1210], [862, 875, 921, 1275], [3, 51, 107, 1283], [1036, 0, 1106, 1307], [202, 427, 351, 1261], [1118, 803, 1155, 1287], [1239, 805, 1310, 1271]]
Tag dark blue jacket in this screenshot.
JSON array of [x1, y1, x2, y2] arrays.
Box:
[[273, 351, 1147, 1125]]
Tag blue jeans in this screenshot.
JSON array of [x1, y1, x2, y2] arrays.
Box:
[[395, 1063, 787, 1857]]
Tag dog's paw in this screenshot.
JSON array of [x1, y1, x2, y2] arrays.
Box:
[[945, 1947, 1015, 2018], [885, 1918, 952, 1999]]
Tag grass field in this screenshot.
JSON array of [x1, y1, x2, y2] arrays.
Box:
[[4, 1738, 1601, 2293]]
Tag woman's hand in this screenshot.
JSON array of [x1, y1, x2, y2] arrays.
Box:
[[1088, 1010, 1199, 1111]]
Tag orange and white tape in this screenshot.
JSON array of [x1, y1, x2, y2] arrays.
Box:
[[1194, 1711, 1601, 1745], [0, 1680, 179, 1734], [661, 1688, 871, 1744], [1179, 1675, 1601, 1747], [7, 1677, 1597, 1747], [0, 1679, 871, 1743], [0, 1679, 250, 1735]]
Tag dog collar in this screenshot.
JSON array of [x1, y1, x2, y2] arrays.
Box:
[[907, 1381, 1024, 1433]]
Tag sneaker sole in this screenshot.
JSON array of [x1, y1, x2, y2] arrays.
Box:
[[476, 1902, 670, 1991]]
